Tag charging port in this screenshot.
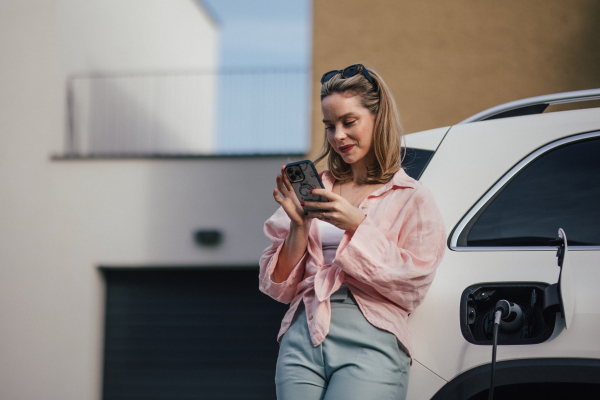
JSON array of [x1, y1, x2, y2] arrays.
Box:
[[460, 283, 558, 345]]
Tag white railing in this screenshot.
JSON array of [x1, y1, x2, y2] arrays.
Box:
[[66, 69, 310, 157]]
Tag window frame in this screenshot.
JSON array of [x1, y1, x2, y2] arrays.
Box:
[[449, 130, 600, 252]]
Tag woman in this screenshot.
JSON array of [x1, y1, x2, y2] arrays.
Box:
[[259, 64, 446, 400]]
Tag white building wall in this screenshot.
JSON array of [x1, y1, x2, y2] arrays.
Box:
[[0, 2, 290, 399], [58, 0, 217, 72], [60, 0, 218, 155]]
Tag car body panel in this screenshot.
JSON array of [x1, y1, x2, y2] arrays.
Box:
[[410, 236, 600, 382], [405, 107, 600, 388], [448, 130, 600, 251], [419, 108, 600, 234], [404, 126, 450, 151], [406, 359, 447, 400]]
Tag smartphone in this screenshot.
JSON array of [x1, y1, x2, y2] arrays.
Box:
[[284, 160, 328, 209]]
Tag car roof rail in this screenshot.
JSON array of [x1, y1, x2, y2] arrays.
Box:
[[459, 88, 600, 124]]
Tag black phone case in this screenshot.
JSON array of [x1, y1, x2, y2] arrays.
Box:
[[284, 160, 328, 209]]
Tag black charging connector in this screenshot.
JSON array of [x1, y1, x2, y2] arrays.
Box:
[[488, 300, 513, 400]]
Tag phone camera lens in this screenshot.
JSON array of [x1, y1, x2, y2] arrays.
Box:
[[287, 168, 294, 175]]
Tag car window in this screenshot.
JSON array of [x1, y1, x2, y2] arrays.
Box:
[[402, 148, 434, 180], [465, 136, 600, 247]]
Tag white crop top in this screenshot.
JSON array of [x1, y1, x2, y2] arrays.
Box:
[[318, 219, 345, 265]]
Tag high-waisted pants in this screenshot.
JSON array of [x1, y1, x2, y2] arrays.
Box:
[[275, 287, 411, 400]]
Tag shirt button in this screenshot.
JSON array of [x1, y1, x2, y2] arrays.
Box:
[[309, 315, 313, 320]]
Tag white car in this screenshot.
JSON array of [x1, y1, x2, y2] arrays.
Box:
[[402, 89, 600, 400]]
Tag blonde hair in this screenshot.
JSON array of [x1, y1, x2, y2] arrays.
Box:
[[315, 66, 404, 184]]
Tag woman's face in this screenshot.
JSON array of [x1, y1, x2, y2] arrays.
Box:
[[321, 92, 376, 166]]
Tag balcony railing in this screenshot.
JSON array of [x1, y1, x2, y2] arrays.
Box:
[[65, 69, 310, 157]]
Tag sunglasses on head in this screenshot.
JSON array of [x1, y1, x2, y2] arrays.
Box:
[[320, 64, 374, 85]]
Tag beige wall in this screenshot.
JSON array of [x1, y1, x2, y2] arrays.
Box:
[[310, 0, 600, 161]]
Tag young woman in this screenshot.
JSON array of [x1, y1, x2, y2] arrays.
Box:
[[259, 64, 446, 400]]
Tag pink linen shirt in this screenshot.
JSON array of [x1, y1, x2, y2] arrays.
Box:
[[258, 169, 446, 357]]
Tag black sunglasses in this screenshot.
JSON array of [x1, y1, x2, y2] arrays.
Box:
[[320, 64, 374, 85]]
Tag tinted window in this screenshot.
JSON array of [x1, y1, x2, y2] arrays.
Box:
[[466, 136, 600, 246], [402, 148, 434, 180]]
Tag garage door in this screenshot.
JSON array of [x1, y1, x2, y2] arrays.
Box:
[[102, 267, 289, 400]]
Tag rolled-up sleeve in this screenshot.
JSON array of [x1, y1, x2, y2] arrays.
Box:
[[334, 186, 445, 312], [258, 207, 307, 303]]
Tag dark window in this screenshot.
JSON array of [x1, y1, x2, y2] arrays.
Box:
[[465, 136, 600, 246], [402, 148, 435, 180], [102, 268, 288, 400]]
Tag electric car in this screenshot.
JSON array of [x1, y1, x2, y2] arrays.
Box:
[[402, 89, 600, 400]]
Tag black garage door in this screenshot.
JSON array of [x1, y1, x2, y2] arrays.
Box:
[[102, 267, 289, 400]]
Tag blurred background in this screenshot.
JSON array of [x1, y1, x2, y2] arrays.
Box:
[[0, 1, 599, 399]]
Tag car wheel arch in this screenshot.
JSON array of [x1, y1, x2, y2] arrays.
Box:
[[430, 358, 600, 400]]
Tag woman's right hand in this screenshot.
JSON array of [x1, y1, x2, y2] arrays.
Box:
[[272, 166, 312, 283], [273, 165, 309, 228]]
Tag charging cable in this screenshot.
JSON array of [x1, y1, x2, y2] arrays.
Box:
[[488, 299, 514, 400]]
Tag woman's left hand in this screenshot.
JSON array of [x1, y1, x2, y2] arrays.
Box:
[[302, 189, 366, 233]]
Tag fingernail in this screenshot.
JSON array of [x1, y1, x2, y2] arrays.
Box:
[[304, 210, 308, 215], [300, 202, 305, 206], [309, 190, 313, 194]]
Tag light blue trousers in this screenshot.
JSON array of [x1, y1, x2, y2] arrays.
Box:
[[275, 287, 411, 400]]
